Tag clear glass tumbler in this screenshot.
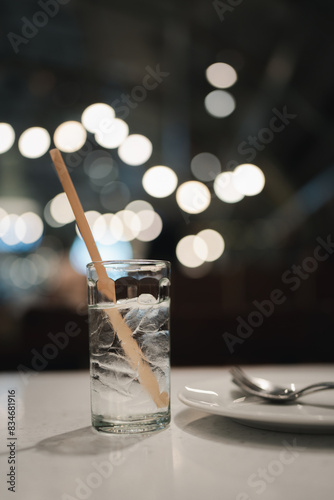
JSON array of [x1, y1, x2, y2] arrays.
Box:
[[87, 260, 171, 433]]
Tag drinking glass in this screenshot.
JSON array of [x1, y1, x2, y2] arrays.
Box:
[[87, 260, 171, 433]]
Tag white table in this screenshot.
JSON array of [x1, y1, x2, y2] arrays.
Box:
[[0, 367, 333, 500]]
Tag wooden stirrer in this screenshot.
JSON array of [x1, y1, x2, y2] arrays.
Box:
[[49, 148, 168, 409]]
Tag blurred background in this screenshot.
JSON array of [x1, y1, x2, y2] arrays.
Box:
[[1, 0, 334, 371]]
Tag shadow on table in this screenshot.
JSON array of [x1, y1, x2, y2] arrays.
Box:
[[174, 409, 334, 450], [13, 426, 157, 456]]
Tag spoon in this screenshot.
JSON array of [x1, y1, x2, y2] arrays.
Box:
[[230, 366, 334, 402]]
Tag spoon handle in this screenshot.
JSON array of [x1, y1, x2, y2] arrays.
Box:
[[295, 382, 334, 398]]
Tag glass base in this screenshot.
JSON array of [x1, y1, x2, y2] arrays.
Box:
[[92, 412, 170, 434]]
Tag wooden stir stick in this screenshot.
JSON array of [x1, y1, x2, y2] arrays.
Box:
[[49, 148, 169, 409]]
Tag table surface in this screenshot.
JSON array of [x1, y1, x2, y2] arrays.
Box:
[[1, 366, 334, 500]]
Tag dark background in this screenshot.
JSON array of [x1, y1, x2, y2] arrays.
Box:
[[1, 0, 334, 371]]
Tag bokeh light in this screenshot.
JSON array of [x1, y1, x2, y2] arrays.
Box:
[[176, 181, 211, 214], [93, 213, 110, 244], [83, 151, 118, 186], [142, 166, 178, 198], [204, 90, 236, 118], [135, 209, 155, 232], [0, 123, 15, 154], [205, 62, 237, 88], [81, 103, 115, 133], [1, 214, 23, 246], [18, 127, 50, 158], [126, 199, 154, 214], [118, 134, 152, 166], [213, 172, 244, 203], [114, 210, 141, 241], [0, 208, 10, 237], [92, 211, 141, 244], [9, 257, 39, 289], [53, 121, 87, 152], [232, 163, 265, 196], [17, 212, 44, 244], [50, 193, 75, 225], [197, 229, 225, 261], [136, 211, 163, 242], [93, 213, 122, 245], [191, 153, 221, 181], [176, 235, 208, 268], [0, 245, 60, 285], [70, 237, 133, 275], [43, 200, 63, 228], [75, 211, 101, 239], [95, 118, 129, 149]]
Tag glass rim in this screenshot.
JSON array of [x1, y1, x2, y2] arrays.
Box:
[[86, 259, 170, 269]]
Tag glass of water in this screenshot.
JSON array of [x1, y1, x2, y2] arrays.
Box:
[[87, 260, 171, 433]]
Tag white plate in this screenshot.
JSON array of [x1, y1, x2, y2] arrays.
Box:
[[178, 365, 334, 433]]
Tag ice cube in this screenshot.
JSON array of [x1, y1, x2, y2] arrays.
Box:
[[123, 305, 147, 335], [89, 309, 116, 353], [138, 304, 169, 334], [91, 357, 138, 397], [138, 293, 157, 304], [141, 330, 169, 366]]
